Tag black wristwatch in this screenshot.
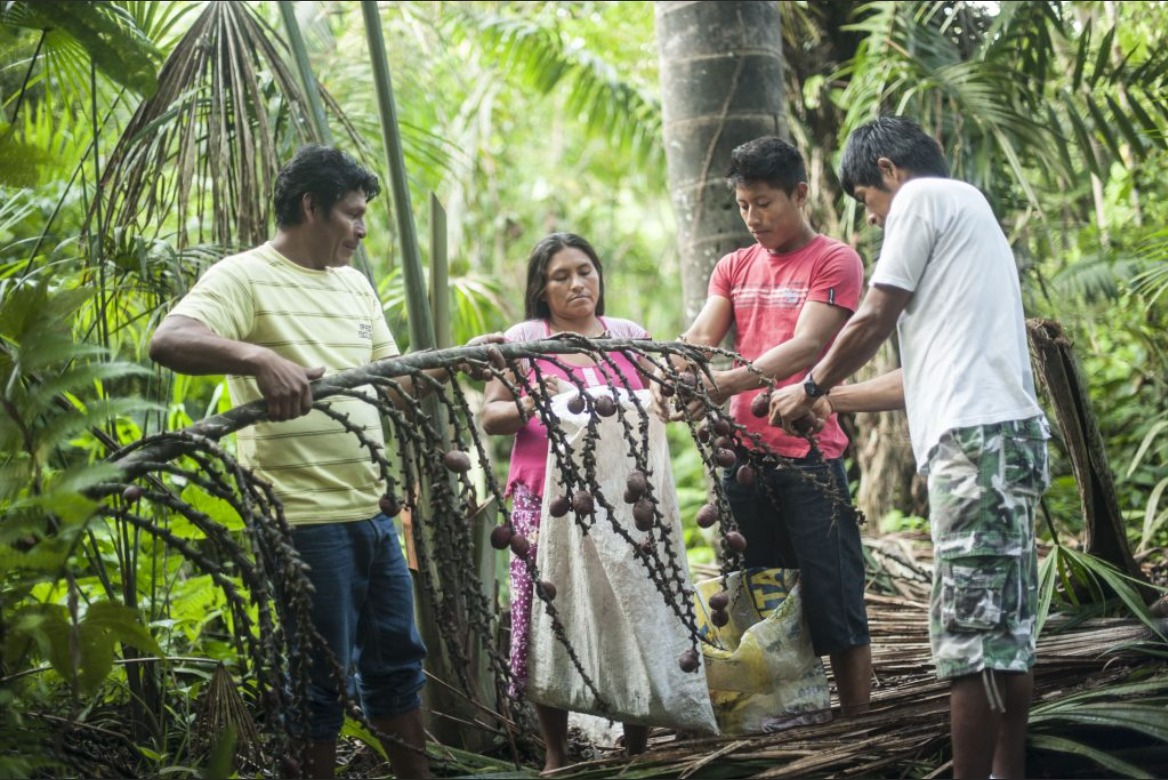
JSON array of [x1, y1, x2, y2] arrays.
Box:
[[803, 372, 829, 398]]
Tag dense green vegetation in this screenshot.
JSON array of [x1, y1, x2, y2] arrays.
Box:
[[2, 1, 1167, 777]]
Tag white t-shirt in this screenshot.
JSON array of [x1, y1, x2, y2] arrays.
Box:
[[869, 177, 1044, 472]]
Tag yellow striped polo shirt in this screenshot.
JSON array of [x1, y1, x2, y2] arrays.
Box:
[[169, 242, 398, 525]]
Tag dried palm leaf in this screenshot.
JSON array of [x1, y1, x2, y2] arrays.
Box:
[[97, 0, 360, 256]]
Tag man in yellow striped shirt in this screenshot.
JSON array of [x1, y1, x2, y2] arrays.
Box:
[[151, 145, 472, 778]]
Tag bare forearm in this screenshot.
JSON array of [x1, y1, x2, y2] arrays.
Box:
[[149, 317, 267, 376], [810, 287, 908, 390], [481, 399, 530, 435], [718, 337, 822, 396], [812, 319, 890, 389], [827, 369, 905, 414]]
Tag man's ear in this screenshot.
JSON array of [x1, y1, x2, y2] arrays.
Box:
[[300, 192, 317, 223], [794, 180, 810, 208], [877, 157, 910, 186]]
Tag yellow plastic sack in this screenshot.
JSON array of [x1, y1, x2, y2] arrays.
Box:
[[693, 567, 831, 734]]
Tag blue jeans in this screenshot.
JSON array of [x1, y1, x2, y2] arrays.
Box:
[[288, 513, 427, 740], [723, 456, 870, 656]]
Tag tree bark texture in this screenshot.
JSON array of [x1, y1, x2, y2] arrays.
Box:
[[1027, 318, 1150, 596], [656, 0, 788, 324]]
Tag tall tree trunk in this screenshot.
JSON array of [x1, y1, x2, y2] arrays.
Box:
[[655, 0, 787, 323]]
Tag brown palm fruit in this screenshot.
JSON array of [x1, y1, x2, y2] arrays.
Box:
[[571, 490, 595, 515], [710, 609, 730, 628], [638, 537, 654, 556], [443, 449, 471, 473], [510, 534, 530, 557], [697, 426, 711, 443], [633, 498, 655, 531], [379, 494, 402, 517], [713, 435, 733, 450], [625, 470, 648, 499], [538, 580, 557, 601], [567, 394, 586, 414], [548, 495, 570, 517], [714, 448, 737, 468], [750, 391, 771, 418], [708, 590, 730, 611], [712, 417, 732, 436], [735, 464, 756, 487], [678, 648, 700, 673], [594, 395, 616, 417], [658, 380, 675, 398], [490, 525, 513, 550], [695, 503, 719, 528], [725, 531, 747, 553], [122, 485, 143, 502], [486, 345, 506, 370]]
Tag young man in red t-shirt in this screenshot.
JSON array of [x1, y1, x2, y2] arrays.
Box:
[[653, 136, 872, 716]]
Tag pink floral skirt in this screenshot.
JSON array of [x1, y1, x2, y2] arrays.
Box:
[[507, 484, 543, 699]]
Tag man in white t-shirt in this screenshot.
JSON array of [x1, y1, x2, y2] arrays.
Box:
[[770, 117, 1049, 779]]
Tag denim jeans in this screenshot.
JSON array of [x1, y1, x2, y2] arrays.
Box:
[[288, 513, 426, 740], [722, 456, 869, 656]]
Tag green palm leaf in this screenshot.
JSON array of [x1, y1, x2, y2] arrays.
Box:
[[1027, 734, 1153, 779], [445, 6, 663, 170]]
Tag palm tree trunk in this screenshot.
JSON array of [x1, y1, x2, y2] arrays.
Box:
[[655, 0, 788, 323]]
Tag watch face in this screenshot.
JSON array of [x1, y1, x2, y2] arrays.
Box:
[[804, 378, 822, 398]]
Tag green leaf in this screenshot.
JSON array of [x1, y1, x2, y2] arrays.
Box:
[[1028, 733, 1152, 779], [22, 0, 162, 97], [81, 600, 162, 656]]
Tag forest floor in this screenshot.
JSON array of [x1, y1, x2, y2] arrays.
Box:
[[42, 533, 1168, 779]]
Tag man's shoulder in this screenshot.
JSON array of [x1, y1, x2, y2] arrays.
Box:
[[715, 242, 766, 272], [205, 244, 278, 277], [901, 176, 983, 206]]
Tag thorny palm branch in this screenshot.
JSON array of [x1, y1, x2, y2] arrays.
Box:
[[95, 0, 365, 255]]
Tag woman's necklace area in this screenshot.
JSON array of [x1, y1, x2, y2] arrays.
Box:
[[549, 322, 608, 339], [548, 321, 608, 365]]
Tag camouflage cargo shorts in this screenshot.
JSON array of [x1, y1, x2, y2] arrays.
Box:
[[926, 416, 1050, 681]]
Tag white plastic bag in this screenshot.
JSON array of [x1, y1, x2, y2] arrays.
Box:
[[526, 388, 718, 734]]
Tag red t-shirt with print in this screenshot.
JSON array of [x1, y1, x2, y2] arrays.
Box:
[[708, 234, 863, 459]]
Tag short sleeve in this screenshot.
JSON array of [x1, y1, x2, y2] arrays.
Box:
[[365, 279, 399, 361], [602, 317, 650, 340], [870, 189, 936, 293], [807, 243, 864, 312], [708, 252, 738, 299], [168, 256, 255, 340]]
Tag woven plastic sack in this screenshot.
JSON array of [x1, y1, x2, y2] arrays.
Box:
[[693, 567, 831, 734], [527, 387, 718, 734]]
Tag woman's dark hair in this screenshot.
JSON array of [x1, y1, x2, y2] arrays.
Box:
[[273, 144, 381, 228], [522, 232, 605, 320], [726, 136, 807, 194], [838, 116, 950, 198]]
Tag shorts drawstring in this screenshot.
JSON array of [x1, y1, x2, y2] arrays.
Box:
[[982, 668, 1006, 713]]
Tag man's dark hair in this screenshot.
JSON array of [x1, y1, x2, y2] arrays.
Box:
[[726, 136, 807, 194], [838, 116, 950, 198], [523, 232, 605, 320], [273, 144, 381, 228]]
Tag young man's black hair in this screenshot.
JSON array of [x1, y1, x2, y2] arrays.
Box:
[[273, 144, 382, 228], [726, 136, 808, 195], [837, 116, 949, 196]]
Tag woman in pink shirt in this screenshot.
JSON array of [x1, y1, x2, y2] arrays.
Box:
[[481, 232, 650, 770]]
